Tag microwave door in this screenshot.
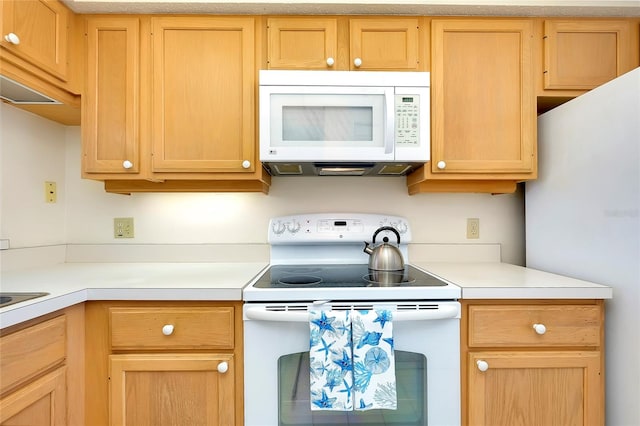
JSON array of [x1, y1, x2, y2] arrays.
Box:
[[260, 86, 394, 162]]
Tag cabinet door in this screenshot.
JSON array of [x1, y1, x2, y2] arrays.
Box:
[[544, 20, 633, 90], [110, 353, 234, 426], [151, 17, 255, 174], [468, 351, 602, 426], [349, 18, 420, 70], [83, 17, 140, 174], [267, 18, 338, 69], [431, 20, 535, 174], [0, 0, 69, 81], [0, 367, 67, 426]]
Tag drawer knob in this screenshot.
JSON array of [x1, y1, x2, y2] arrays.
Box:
[[4, 32, 20, 45], [476, 360, 489, 372], [162, 324, 174, 336], [217, 361, 229, 374], [533, 323, 547, 335]]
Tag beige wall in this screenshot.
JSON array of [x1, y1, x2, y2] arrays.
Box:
[[1, 103, 525, 265]]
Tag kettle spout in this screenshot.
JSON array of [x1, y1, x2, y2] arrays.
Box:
[[363, 241, 374, 255]]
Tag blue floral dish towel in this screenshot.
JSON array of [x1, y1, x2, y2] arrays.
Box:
[[309, 308, 397, 411]]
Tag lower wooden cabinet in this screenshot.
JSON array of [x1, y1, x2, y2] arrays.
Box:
[[85, 301, 244, 426], [0, 304, 84, 426], [461, 300, 605, 426], [110, 354, 234, 426], [0, 367, 66, 426]]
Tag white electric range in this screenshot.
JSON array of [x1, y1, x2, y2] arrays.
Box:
[[243, 213, 461, 426]]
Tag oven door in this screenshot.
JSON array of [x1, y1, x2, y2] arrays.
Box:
[[243, 301, 461, 426]]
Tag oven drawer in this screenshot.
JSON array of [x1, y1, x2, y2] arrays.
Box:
[[468, 304, 601, 348], [110, 307, 234, 350]]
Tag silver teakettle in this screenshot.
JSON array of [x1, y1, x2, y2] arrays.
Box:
[[363, 226, 405, 283]]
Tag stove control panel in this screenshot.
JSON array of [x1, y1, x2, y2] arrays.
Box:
[[268, 213, 411, 244]]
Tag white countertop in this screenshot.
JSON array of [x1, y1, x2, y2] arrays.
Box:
[[0, 262, 268, 329], [1, 261, 612, 329], [414, 261, 613, 300]]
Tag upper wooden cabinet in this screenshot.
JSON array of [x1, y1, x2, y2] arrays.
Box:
[[0, 0, 70, 81], [349, 18, 420, 70], [82, 15, 270, 193], [266, 17, 338, 69], [266, 17, 425, 71], [542, 20, 636, 91], [0, 0, 81, 124], [151, 17, 256, 174], [83, 17, 140, 175], [408, 19, 536, 194]]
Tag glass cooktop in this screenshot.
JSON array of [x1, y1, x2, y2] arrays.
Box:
[[252, 264, 448, 289]]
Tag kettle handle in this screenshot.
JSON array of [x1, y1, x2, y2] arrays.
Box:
[[372, 226, 401, 244]]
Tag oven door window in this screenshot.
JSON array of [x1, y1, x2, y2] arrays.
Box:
[[278, 351, 427, 426]]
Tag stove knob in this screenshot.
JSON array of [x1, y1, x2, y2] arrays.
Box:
[[272, 221, 286, 235], [287, 220, 301, 234], [395, 221, 408, 234]]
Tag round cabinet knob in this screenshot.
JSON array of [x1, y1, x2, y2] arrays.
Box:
[[476, 360, 489, 372], [437, 160, 446, 170], [4, 33, 20, 45], [217, 361, 229, 374], [326, 57, 335, 67], [353, 57, 363, 68], [242, 160, 251, 169], [533, 323, 547, 335], [162, 324, 174, 336], [122, 160, 133, 169]]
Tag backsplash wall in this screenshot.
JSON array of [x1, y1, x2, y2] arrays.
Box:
[[2, 104, 525, 265]]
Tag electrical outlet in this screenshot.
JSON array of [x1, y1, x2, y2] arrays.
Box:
[[467, 218, 480, 239], [114, 217, 134, 238], [45, 181, 56, 203]]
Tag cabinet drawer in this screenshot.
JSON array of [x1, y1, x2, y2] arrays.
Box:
[[468, 305, 601, 348], [110, 307, 234, 350], [0, 315, 66, 395]]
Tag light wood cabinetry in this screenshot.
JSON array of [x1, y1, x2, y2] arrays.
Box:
[[461, 300, 604, 426], [0, 0, 81, 124], [85, 301, 244, 426], [408, 19, 536, 194], [83, 17, 140, 175], [266, 17, 338, 70], [0, 305, 85, 426], [1, 0, 70, 81], [82, 15, 270, 194], [541, 20, 638, 91], [266, 16, 426, 71]]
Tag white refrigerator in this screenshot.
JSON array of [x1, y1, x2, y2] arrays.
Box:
[[526, 68, 639, 426]]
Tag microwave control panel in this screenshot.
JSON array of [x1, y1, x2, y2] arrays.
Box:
[[394, 94, 420, 145]]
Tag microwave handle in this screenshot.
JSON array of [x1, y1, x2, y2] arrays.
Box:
[[384, 88, 395, 154]]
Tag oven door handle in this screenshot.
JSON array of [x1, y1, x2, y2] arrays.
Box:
[[244, 304, 460, 322]]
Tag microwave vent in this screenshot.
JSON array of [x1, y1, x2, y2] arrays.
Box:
[[378, 164, 413, 175]]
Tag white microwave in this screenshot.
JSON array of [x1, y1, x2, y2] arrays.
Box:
[[259, 70, 430, 176]]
